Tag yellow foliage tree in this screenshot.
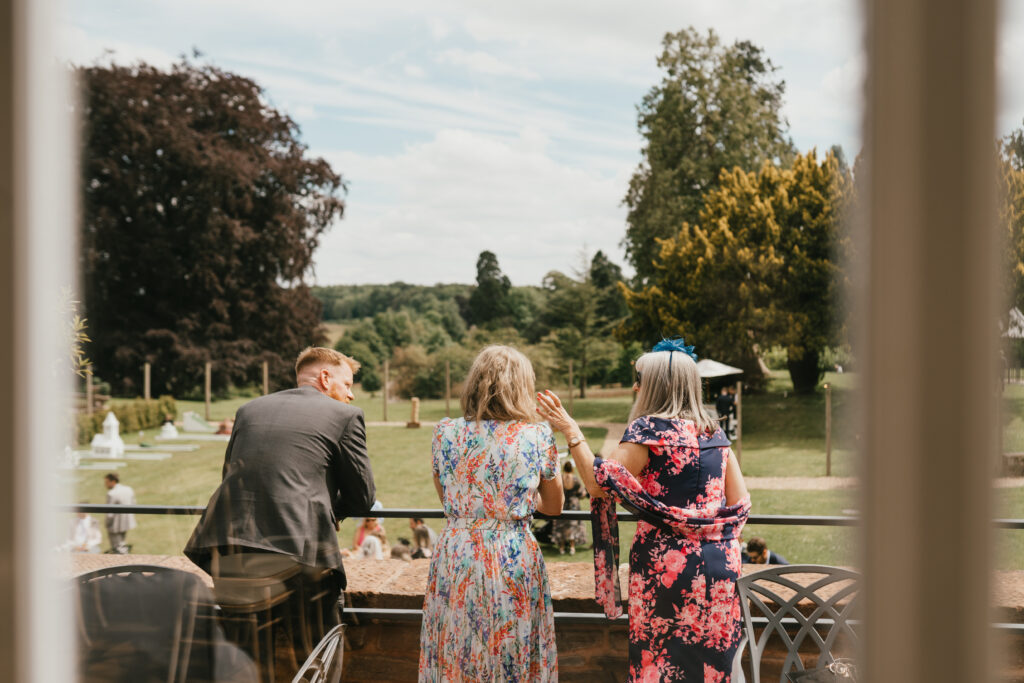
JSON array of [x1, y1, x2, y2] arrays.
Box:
[[620, 150, 852, 393]]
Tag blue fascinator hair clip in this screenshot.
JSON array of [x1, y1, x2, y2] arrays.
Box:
[[652, 337, 698, 370]]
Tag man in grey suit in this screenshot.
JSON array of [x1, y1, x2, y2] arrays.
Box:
[[184, 347, 376, 669], [104, 472, 137, 554]]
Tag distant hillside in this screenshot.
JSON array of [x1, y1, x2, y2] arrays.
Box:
[[312, 283, 473, 321]]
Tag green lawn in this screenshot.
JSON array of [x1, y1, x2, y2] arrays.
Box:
[[80, 371, 1024, 568], [71, 422, 608, 561]]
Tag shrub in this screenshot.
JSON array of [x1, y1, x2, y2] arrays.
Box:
[[411, 345, 475, 399], [336, 337, 382, 393], [76, 396, 177, 445], [819, 346, 855, 372], [762, 346, 788, 371]]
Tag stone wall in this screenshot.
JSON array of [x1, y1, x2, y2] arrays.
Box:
[[341, 559, 1024, 682]]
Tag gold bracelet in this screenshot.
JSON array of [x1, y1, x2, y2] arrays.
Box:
[[567, 434, 584, 449]]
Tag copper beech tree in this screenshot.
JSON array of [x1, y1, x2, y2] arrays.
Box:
[[78, 59, 344, 396]]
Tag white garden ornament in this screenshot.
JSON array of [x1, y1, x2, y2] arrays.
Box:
[[90, 411, 125, 458]]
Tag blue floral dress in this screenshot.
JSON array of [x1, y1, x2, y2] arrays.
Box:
[[419, 418, 559, 682], [591, 416, 750, 683]]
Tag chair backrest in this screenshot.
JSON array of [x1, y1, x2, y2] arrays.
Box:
[[77, 565, 201, 683], [737, 564, 859, 683], [291, 625, 344, 683], [76, 564, 257, 683]]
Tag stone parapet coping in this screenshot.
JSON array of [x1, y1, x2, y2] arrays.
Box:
[[67, 554, 1024, 624]]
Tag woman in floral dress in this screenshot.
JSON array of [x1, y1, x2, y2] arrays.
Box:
[[538, 339, 751, 683], [420, 345, 564, 682]]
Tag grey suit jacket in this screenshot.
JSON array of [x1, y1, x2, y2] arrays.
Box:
[[184, 386, 376, 574], [105, 483, 137, 533]]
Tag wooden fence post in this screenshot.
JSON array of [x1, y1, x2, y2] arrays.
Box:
[[85, 367, 94, 416], [382, 360, 389, 422], [143, 362, 151, 400], [445, 360, 451, 418], [204, 361, 212, 421], [567, 360, 574, 417], [262, 360, 269, 396], [825, 382, 833, 476], [408, 397, 421, 428], [734, 381, 742, 464]]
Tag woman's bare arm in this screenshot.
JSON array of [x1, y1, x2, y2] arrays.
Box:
[[536, 390, 649, 499], [723, 448, 749, 505], [536, 474, 565, 516]]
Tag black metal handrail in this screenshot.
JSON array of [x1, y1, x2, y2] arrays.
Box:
[[60, 504, 1024, 529]]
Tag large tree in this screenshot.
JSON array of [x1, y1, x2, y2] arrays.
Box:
[[467, 250, 513, 327], [1002, 121, 1024, 311], [538, 252, 626, 397], [1005, 126, 1024, 172], [79, 59, 344, 396], [621, 150, 851, 393], [1001, 137, 1024, 314], [623, 28, 795, 281]]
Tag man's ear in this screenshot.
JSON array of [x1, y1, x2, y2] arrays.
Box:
[[320, 367, 331, 389]]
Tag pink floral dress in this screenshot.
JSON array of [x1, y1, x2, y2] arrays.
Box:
[[591, 416, 751, 683], [419, 418, 559, 682]]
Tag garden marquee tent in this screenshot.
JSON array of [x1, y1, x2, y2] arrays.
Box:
[[695, 359, 744, 378], [1004, 308, 1024, 339]]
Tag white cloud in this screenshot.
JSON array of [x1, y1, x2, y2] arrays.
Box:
[[59, 0, 884, 283], [435, 48, 538, 80], [428, 17, 450, 41], [56, 23, 177, 69], [313, 129, 631, 285], [998, 0, 1024, 135]]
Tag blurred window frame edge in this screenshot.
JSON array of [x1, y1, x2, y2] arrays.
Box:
[[1, 0, 78, 682], [0, 0, 1007, 682], [862, 0, 1000, 681]]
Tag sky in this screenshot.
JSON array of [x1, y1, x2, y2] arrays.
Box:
[[60, 1, 1024, 286]]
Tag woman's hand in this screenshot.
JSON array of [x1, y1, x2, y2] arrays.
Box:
[[536, 390, 580, 438]]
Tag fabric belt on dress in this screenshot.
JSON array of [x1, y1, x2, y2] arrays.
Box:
[[446, 517, 531, 532]]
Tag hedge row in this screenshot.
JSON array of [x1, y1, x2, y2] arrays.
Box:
[[76, 395, 177, 445]]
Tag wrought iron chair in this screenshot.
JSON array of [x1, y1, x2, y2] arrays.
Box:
[[735, 565, 860, 683], [77, 565, 198, 683], [291, 624, 344, 683], [76, 564, 257, 683]]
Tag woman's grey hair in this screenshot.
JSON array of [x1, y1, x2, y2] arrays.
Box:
[[630, 350, 718, 433]]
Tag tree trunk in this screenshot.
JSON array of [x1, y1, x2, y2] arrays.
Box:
[[786, 348, 822, 394]]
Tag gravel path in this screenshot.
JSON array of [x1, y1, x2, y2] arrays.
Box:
[[743, 476, 857, 490]]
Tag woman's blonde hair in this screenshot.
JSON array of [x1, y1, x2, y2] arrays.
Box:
[[461, 345, 538, 424], [630, 350, 718, 433]]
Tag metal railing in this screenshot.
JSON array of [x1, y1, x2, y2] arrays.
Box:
[[60, 504, 1024, 529], [61, 503, 1024, 632]]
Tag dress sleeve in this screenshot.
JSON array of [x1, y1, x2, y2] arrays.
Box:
[[538, 424, 559, 480], [620, 416, 661, 446], [431, 418, 450, 477]]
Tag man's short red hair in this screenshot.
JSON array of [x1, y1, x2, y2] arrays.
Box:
[[295, 346, 360, 379]]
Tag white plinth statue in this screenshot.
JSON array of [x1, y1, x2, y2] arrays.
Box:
[[90, 411, 125, 458]]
